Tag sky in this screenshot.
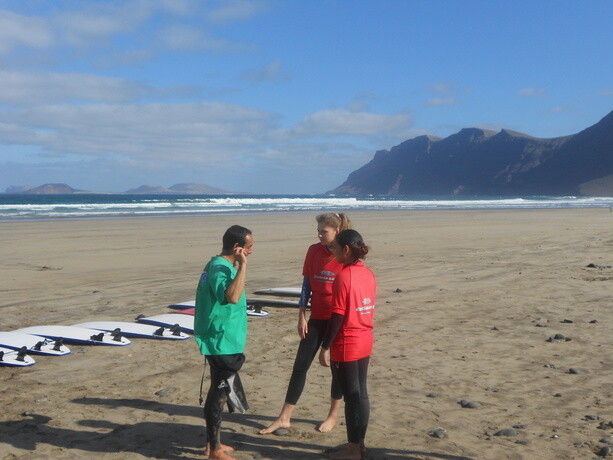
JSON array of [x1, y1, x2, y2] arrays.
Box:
[[0, 0, 611, 194]]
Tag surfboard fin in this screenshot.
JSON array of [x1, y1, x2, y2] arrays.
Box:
[[169, 324, 182, 336], [90, 332, 105, 342], [110, 328, 124, 342], [16, 346, 28, 362], [53, 338, 64, 351], [34, 341, 44, 351], [153, 326, 165, 336]]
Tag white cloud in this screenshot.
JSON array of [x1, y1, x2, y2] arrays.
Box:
[[0, 99, 417, 183], [241, 60, 290, 83], [430, 83, 455, 95], [518, 87, 545, 98], [0, 70, 153, 105], [157, 24, 255, 52], [205, 0, 269, 24], [294, 109, 413, 137], [0, 102, 276, 166], [0, 10, 53, 53], [0, 1, 260, 62], [425, 97, 458, 107], [549, 106, 566, 113]]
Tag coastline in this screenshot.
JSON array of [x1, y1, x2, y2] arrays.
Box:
[[1, 209, 611, 459]]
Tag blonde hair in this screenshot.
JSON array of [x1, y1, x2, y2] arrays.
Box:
[[316, 212, 351, 232]]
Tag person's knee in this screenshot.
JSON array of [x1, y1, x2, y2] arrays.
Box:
[[343, 389, 361, 405]]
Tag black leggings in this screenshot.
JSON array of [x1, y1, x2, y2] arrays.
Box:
[[331, 356, 370, 444], [203, 354, 246, 450], [285, 318, 343, 405]]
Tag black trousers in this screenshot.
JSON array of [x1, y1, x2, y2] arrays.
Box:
[[331, 356, 370, 444], [203, 353, 247, 450], [285, 318, 343, 405]]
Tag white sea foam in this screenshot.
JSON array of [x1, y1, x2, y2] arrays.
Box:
[[0, 195, 611, 220]]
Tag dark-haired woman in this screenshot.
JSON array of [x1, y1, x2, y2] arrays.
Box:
[[260, 213, 351, 435], [319, 229, 376, 460]]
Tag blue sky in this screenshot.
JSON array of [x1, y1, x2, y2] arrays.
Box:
[[0, 0, 611, 194]]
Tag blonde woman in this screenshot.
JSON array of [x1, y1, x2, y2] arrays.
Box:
[[260, 213, 351, 434]]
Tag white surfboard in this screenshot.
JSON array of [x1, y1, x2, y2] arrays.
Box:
[[247, 297, 302, 308], [136, 314, 194, 333], [169, 301, 269, 317], [0, 331, 71, 356], [74, 321, 190, 340], [252, 287, 302, 297], [168, 300, 196, 310], [16, 325, 131, 346], [0, 346, 36, 367]]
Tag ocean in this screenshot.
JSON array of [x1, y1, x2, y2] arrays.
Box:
[[1, 194, 612, 221]]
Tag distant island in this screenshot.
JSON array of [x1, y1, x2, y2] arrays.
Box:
[[123, 183, 232, 195], [5, 184, 92, 194], [4, 183, 235, 195], [328, 110, 613, 196]]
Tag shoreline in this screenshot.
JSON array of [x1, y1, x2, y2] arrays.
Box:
[[1, 203, 613, 225], [1, 208, 611, 459]]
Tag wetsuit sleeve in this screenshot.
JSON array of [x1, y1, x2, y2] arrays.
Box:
[[299, 276, 311, 307], [321, 313, 344, 350]]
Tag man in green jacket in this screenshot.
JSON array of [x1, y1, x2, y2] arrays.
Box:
[[194, 225, 254, 460]]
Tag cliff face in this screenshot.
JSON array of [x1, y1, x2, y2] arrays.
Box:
[[328, 111, 613, 196]]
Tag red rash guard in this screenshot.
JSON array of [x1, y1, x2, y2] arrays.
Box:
[[302, 243, 344, 319], [330, 261, 377, 362]]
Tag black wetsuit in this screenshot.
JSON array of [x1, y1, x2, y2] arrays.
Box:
[[285, 318, 343, 405], [322, 312, 370, 444], [203, 353, 248, 451], [283, 277, 342, 405]]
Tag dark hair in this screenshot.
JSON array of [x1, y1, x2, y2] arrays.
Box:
[[336, 229, 369, 260], [316, 212, 351, 231], [222, 225, 252, 251]]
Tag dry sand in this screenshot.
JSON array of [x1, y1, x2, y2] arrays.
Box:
[[0, 209, 611, 459]]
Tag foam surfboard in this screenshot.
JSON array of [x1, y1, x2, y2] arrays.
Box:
[[168, 300, 195, 310], [136, 314, 194, 333], [0, 346, 35, 367], [247, 297, 302, 308], [0, 331, 71, 356], [252, 287, 302, 298], [73, 321, 190, 340], [171, 308, 195, 315], [16, 325, 131, 346], [170, 305, 269, 317]]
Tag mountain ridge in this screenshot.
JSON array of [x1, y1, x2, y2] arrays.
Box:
[[328, 111, 613, 196]]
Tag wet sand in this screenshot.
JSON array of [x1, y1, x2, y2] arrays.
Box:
[[0, 209, 611, 459]]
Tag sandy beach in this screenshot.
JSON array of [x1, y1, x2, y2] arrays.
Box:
[[0, 209, 611, 459]]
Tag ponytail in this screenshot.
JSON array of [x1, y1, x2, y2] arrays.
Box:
[[316, 212, 352, 231], [336, 229, 369, 260]]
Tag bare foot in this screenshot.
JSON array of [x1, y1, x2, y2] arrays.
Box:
[[327, 443, 362, 459], [317, 415, 337, 433], [258, 418, 290, 435], [326, 443, 366, 454], [208, 449, 237, 460], [205, 443, 235, 456]]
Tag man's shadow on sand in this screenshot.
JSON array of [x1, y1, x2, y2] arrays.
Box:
[[0, 398, 472, 459]]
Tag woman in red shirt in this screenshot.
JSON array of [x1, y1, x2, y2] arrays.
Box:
[[260, 213, 351, 435], [319, 229, 376, 460]]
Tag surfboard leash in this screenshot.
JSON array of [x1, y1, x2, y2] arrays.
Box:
[[199, 356, 207, 406]]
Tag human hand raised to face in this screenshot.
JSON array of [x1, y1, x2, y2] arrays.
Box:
[[233, 245, 248, 266]]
